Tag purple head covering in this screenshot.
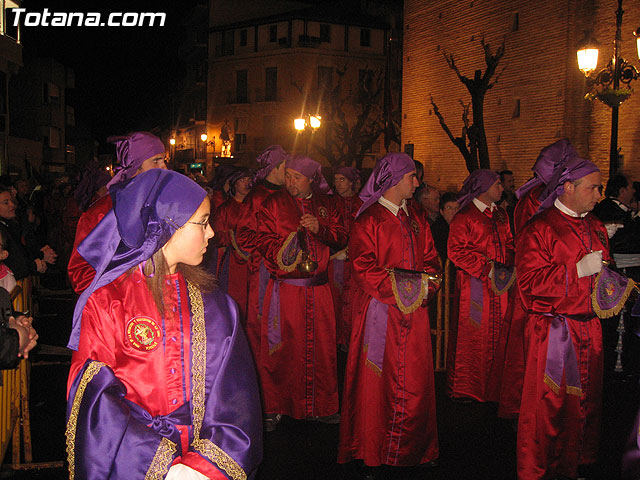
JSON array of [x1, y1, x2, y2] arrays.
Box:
[[537, 155, 600, 212], [255, 145, 289, 181], [106, 132, 166, 189], [228, 168, 255, 197], [516, 139, 580, 199], [356, 153, 415, 218], [286, 155, 332, 194], [68, 169, 207, 350], [210, 165, 238, 191], [456, 169, 500, 210], [74, 159, 111, 211], [335, 166, 361, 186]]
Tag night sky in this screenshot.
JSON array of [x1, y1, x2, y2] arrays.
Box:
[[15, 0, 198, 142]]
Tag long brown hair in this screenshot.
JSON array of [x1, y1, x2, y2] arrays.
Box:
[[142, 248, 215, 315]]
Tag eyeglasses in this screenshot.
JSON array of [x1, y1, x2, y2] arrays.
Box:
[[188, 220, 209, 227]]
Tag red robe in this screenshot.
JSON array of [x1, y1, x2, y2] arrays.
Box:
[[235, 181, 282, 361], [338, 202, 440, 467], [329, 194, 363, 348], [498, 184, 544, 418], [516, 206, 609, 479], [254, 190, 347, 418], [212, 197, 250, 323], [67, 194, 113, 294], [447, 202, 515, 402]]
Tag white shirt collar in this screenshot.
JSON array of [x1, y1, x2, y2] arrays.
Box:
[[554, 198, 587, 218], [472, 197, 495, 213], [612, 198, 630, 212], [378, 196, 409, 217]]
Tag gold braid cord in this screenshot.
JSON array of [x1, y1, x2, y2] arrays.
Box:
[[389, 271, 428, 315], [276, 231, 303, 272], [230, 231, 250, 261], [145, 438, 177, 480], [65, 361, 106, 480], [187, 282, 247, 480]]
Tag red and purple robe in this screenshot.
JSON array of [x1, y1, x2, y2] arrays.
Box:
[[67, 268, 262, 480], [338, 202, 440, 466], [67, 194, 113, 294], [213, 197, 250, 324], [254, 189, 346, 419], [329, 193, 363, 348], [447, 202, 515, 402], [516, 205, 609, 479]]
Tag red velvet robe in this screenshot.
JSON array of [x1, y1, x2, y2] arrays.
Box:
[[447, 202, 515, 402], [338, 202, 440, 467], [329, 194, 363, 348], [235, 182, 282, 361], [212, 197, 250, 323], [254, 189, 346, 418], [67, 194, 113, 294], [498, 184, 544, 418], [516, 206, 609, 479]]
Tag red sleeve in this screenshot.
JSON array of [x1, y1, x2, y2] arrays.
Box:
[[448, 210, 492, 279]]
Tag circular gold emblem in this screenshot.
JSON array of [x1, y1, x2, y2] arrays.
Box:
[[126, 316, 161, 352], [318, 206, 328, 218], [411, 220, 420, 235]]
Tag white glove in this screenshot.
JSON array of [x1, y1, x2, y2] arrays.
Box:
[[165, 464, 209, 480], [576, 250, 603, 278], [605, 223, 623, 238]]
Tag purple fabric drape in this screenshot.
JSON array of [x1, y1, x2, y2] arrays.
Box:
[[357, 153, 415, 218], [470, 276, 483, 324], [543, 315, 582, 396], [363, 298, 389, 373]]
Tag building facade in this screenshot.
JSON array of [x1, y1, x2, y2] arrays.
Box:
[[403, 0, 640, 191], [206, 0, 394, 170]]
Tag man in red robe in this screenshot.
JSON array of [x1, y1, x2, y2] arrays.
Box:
[[330, 166, 363, 349], [67, 132, 167, 294], [254, 155, 346, 428], [338, 153, 440, 470], [499, 139, 580, 419], [235, 146, 288, 363], [212, 168, 254, 324], [447, 169, 515, 403], [516, 157, 608, 479]]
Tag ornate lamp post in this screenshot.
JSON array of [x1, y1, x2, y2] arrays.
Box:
[[577, 0, 640, 174], [294, 115, 322, 154]]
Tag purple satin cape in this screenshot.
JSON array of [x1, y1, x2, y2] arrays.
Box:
[[68, 169, 207, 350], [66, 287, 263, 479], [255, 145, 288, 181], [107, 132, 166, 189], [357, 153, 415, 218], [537, 156, 600, 213]]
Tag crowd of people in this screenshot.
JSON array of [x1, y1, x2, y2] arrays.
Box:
[[1, 130, 638, 479]]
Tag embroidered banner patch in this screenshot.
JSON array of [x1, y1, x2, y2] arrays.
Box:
[[126, 316, 162, 352], [592, 266, 636, 319]]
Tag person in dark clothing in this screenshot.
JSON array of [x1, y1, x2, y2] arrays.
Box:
[[429, 191, 459, 261], [0, 287, 37, 369]]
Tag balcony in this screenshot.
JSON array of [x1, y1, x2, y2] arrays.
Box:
[[297, 35, 321, 48]]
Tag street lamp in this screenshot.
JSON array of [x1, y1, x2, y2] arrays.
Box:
[[293, 115, 322, 154], [577, 0, 640, 174]]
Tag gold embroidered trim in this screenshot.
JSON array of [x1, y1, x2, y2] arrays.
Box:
[[544, 373, 582, 397], [591, 270, 636, 319], [276, 231, 302, 272], [230, 230, 250, 262], [388, 270, 428, 315], [145, 437, 177, 480], [187, 281, 207, 440], [193, 438, 247, 480], [489, 262, 517, 295], [329, 248, 347, 261], [65, 361, 106, 480]]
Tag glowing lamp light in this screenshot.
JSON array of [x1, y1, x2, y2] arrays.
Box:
[[577, 33, 600, 76], [169, 138, 176, 146], [200, 133, 208, 142], [308, 115, 321, 129], [635, 27, 640, 60], [294, 118, 306, 131]]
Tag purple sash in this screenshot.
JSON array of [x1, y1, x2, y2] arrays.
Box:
[[258, 261, 269, 317], [543, 314, 582, 396], [267, 273, 328, 353], [332, 259, 345, 289], [363, 298, 389, 374], [470, 276, 483, 324]]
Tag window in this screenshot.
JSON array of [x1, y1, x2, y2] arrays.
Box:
[[317, 66, 333, 92], [236, 70, 248, 103], [43, 82, 60, 104], [265, 67, 277, 101], [513, 99, 521, 118], [320, 24, 331, 43], [234, 118, 248, 152], [360, 28, 371, 47], [223, 30, 235, 56], [240, 29, 247, 46], [269, 25, 277, 42], [512, 13, 519, 32]]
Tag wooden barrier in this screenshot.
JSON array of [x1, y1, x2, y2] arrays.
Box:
[[432, 259, 455, 372]]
